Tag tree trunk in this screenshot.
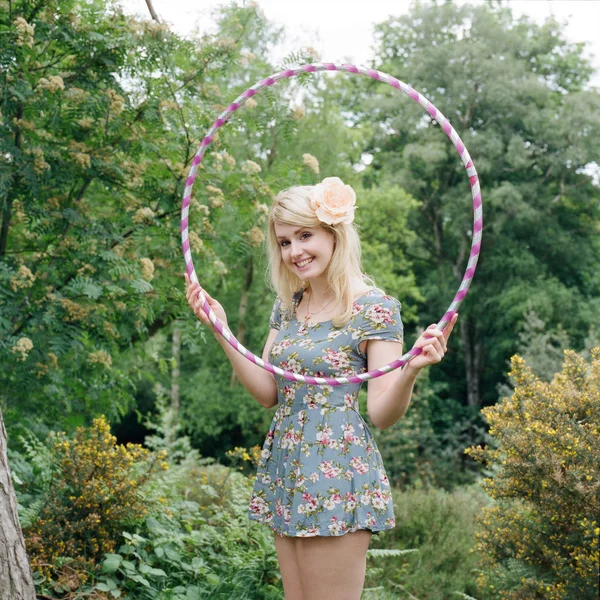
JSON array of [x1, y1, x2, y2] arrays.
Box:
[[230, 256, 254, 387], [144, 0, 160, 22], [0, 103, 22, 257], [460, 317, 481, 407], [171, 326, 181, 415], [0, 409, 36, 600]]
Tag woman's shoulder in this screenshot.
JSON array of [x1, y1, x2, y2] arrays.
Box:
[[356, 287, 401, 308]]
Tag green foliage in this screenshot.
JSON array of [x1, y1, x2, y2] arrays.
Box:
[[93, 489, 282, 600], [365, 373, 487, 490], [346, 1, 600, 406], [465, 349, 600, 599], [0, 0, 286, 436], [12, 414, 281, 599], [356, 185, 423, 324], [21, 416, 165, 591], [364, 484, 490, 599]]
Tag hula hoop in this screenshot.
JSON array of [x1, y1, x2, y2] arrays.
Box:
[[181, 63, 482, 386]]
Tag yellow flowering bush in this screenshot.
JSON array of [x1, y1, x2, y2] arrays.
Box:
[[465, 349, 600, 599], [225, 444, 262, 475], [24, 416, 167, 583]]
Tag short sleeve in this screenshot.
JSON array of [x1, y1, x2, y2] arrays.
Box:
[[269, 297, 282, 330], [354, 294, 403, 353]]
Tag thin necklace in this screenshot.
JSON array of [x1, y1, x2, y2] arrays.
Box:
[[304, 290, 336, 322]]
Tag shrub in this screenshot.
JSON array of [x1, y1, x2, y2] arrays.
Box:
[[465, 349, 600, 599], [23, 416, 166, 589], [365, 484, 489, 599], [93, 458, 282, 599]]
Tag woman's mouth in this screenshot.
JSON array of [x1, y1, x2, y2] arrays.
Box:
[[295, 257, 314, 270]]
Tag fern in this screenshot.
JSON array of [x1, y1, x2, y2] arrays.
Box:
[[19, 499, 44, 529], [367, 548, 419, 558], [19, 430, 55, 478], [65, 275, 104, 299], [130, 278, 154, 293]]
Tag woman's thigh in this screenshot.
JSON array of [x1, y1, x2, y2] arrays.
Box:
[[273, 533, 304, 600], [295, 530, 372, 600]]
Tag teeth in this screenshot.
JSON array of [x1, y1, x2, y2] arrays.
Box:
[[296, 258, 313, 267]]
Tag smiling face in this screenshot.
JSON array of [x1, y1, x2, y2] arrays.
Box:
[[274, 222, 335, 283]]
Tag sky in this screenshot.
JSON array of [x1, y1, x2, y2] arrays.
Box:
[[121, 0, 600, 88]]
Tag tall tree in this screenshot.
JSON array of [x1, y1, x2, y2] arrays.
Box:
[[346, 1, 600, 407], [0, 0, 277, 586]]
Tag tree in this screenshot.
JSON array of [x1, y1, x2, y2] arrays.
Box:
[[0, 412, 35, 599], [342, 1, 600, 408], [0, 0, 274, 590]]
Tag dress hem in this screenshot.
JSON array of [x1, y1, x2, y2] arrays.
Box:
[[248, 514, 393, 538]]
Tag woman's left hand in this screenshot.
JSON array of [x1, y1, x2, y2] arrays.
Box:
[[406, 313, 458, 372]]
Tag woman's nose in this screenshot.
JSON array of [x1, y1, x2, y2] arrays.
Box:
[[290, 242, 303, 257]]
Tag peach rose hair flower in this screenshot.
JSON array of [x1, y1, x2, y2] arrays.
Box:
[[307, 177, 357, 225]]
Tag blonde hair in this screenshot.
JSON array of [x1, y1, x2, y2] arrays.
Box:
[[265, 185, 380, 328]]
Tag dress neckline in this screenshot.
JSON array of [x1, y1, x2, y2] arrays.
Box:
[[292, 287, 377, 327]]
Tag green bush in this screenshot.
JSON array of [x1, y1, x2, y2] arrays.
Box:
[[19, 416, 164, 594], [365, 484, 490, 600], [13, 418, 281, 599], [465, 350, 600, 599]]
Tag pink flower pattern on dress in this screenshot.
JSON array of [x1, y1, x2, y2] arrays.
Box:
[[248, 288, 403, 537]]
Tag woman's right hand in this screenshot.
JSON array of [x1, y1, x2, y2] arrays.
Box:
[[185, 273, 229, 334]]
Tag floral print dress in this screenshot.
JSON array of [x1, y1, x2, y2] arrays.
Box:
[[248, 288, 404, 537]]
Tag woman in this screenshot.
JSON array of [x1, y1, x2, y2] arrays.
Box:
[[185, 177, 457, 600]]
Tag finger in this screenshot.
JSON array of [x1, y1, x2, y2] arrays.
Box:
[[443, 314, 459, 341], [196, 294, 218, 316], [194, 283, 209, 298], [195, 294, 208, 310], [186, 284, 195, 303], [432, 329, 447, 353], [186, 280, 198, 300], [413, 336, 429, 349], [423, 345, 442, 364], [422, 324, 437, 337], [419, 328, 445, 347], [192, 285, 205, 302], [423, 338, 444, 358]]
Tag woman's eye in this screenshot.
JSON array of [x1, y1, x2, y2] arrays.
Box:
[[280, 232, 310, 247]]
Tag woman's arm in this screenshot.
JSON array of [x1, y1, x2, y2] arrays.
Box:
[[366, 315, 458, 430], [365, 340, 417, 430], [213, 327, 279, 408], [185, 274, 278, 409]]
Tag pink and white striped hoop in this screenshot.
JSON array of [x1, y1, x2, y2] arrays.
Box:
[[181, 63, 482, 386]]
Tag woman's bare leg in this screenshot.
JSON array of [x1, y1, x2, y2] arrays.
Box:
[[274, 532, 304, 600], [296, 530, 372, 600]]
